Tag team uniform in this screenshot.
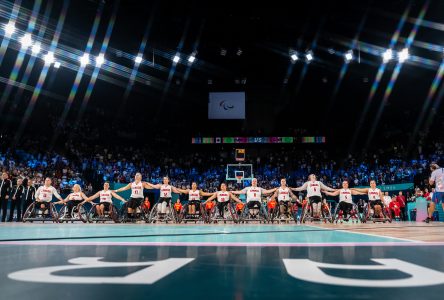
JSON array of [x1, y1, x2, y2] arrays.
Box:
[[242, 186, 265, 209], [276, 187, 293, 213], [35, 185, 61, 210], [188, 189, 201, 208], [159, 184, 172, 206], [368, 188, 382, 209], [431, 168, 444, 204], [337, 189, 353, 214], [216, 191, 231, 215], [306, 181, 323, 203], [66, 192, 84, 215], [99, 190, 113, 210], [128, 182, 144, 209]]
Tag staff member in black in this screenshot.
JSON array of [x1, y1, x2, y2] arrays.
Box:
[[8, 178, 24, 222], [0, 172, 12, 222], [23, 179, 36, 215]]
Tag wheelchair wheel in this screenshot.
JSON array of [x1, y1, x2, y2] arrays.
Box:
[[76, 203, 88, 223], [22, 202, 36, 223]]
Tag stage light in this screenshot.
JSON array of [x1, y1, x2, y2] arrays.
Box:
[[43, 51, 55, 65], [188, 55, 196, 63], [305, 51, 313, 61], [79, 53, 89, 66], [382, 49, 393, 62], [4, 21, 15, 36], [54, 61, 61, 68], [134, 55, 143, 64], [173, 55, 180, 63], [236, 48, 243, 56], [31, 42, 41, 55], [95, 53, 105, 66], [220, 48, 227, 56], [20, 33, 32, 49], [398, 48, 409, 63], [290, 54, 298, 61], [345, 50, 353, 62]]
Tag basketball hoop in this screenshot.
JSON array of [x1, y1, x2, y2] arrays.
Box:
[[235, 171, 244, 184]]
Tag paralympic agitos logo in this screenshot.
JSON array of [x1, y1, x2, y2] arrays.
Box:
[[219, 100, 234, 110]]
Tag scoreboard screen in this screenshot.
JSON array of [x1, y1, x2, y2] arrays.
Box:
[[191, 136, 326, 144]]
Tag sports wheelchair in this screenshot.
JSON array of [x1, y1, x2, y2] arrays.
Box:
[[300, 199, 332, 223], [22, 201, 59, 223]]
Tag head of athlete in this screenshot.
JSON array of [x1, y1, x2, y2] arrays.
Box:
[[308, 174, 316, 181], [220, 182, 227, 191], [44, 177, 52, 187], [134, 173, 142, 182], [370, 180, 376, 189], [72, 184, 81, 193], [191, 182, 198, 190], [342, 180, 349, 189], [163, 177, 169, 185], [251, 178, 258, 187], [103, 182, 110, 190], [280, 178, 287, 187]]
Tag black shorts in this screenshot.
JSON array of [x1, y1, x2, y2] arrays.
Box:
[[247, 201, 261, 209], [338, 201, 353, 212], [128, 197, 142, 209], [309, 196, 322, 204], [370, 200, 383, 208], [99, 202, 111, 210], [189, 200, 200, 207], [279, 200, 290, 207], [67, 200, 83, 208], [217, 201, 229, 211], [159, 197, 171, 206]]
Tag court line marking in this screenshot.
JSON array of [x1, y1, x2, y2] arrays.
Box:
[[303, 224, 423, 243], [1, 241, 444, 247]]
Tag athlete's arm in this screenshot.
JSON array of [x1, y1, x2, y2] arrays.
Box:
[[113, 183, 131, 193], [351, 188, 368, 193], [229, 193, 242, 203], [143, 182, 155, 189], [204, 193, 217, 203], [149, 183, 161, 189], [269, 190, 278, 201], [111, 191, 126, 202], [231, 187, 247, 195], [323, 190, 340, 196], [175, 188, 189, 194], [262, 187, 277, 195], [200, 191, 214, 197], [52, 187, 64, 201], [319, 182, 335, 192], [351, 190, 366, 195], [291, 182, 308, 192], [429, 171, 436, 186], [85, 191, 100, 202]]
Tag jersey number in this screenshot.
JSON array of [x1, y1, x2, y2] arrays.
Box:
[[163, 192, 168, 197], [134, 190, 139, 194]]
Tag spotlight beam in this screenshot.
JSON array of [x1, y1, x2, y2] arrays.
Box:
[[50, 0, 105, 148], [74, 0, 120, 130], [116, 3, 156, 119], [0, 0, 43, 117], [1, 0, 54, 131], [365, 0, 428, 148], [348, 3, 412, 153], [14, 0, 69, 145], [0, 0, 22, 67]]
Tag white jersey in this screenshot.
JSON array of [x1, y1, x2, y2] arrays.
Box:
[[160, 184, 172, 198], [68, 192, 83, 201], [368, 188, 381, 201], [188, 189, 200, 201], [130, 182, 144, 198], [99, 190, 113, 203], [277, 187, 291, 201], [431, 168, 444, 192], [307, 181, 322, 197], [339, 189, 353, 204], [216, 191, 230, 203], [244, 186, 263, 202], [35, 185, 61, 202]]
